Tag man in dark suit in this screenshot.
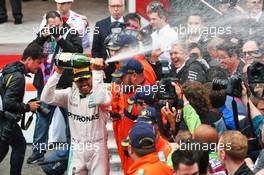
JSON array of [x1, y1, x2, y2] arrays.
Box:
[[245, 0, 264, 43], [92, 0, 125, 83]]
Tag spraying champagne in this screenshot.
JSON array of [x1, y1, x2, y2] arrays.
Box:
[[54, 53, 93, 69]]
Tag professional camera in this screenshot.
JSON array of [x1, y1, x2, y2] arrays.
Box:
[[247, 62, 264, 84], [139, 25, 153, 45], [28, 98, 50, 115], [0, 111, 22, 142], [49, 26, 61, 38], [110, 21, 126, 34], [212, 74, 242, 98], [156, 60, 180, 108]]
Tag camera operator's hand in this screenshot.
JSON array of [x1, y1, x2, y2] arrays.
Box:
[[171, 82, 182, 98], [151, 48, 163, 63], [241, 82, 249, 104], [54, 64, 64, 74], [171, 82, 190, 107], [161, 102, 177, 131], [91, 58, 108, 70], [40, 25, 50, 38], [27, 101, 40, 112]]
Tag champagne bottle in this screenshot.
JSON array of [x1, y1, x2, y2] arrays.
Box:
[[54, 53, 92, 69]]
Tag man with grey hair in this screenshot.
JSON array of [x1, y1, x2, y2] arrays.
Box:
[[148, 1, 178, 64], [207, 36, 224, 67], [92, 0, 125, 83], [242, 40, 261, 65], [169, 41, 207, 84]]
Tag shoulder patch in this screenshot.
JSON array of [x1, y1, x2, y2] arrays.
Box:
[[158, 151, 166, 162], [137, 169, 144, 175]]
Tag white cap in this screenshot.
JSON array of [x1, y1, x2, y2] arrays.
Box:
[[55, 0, 73, 3]]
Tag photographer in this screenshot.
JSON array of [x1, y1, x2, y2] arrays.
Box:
[[183, 81, 227, 134], [0, 43, 44, 175], [241, 84, 264, 173], [27, 10, 83, 164], [208, 84, 237, 130], [161, 82, 201, 138]]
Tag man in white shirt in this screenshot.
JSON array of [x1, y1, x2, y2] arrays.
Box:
[[147, 1, 178, 64], [39, 0, 89, 49]]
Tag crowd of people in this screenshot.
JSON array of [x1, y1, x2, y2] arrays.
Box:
[[1, 0, 264, 175]]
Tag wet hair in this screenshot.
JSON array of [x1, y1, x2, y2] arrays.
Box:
[[216, 40, 240, 58], [183, 81, 210, 117], [146, 1, 168, 18], [172, 148, 199, 171], [188, 42, 203, 56], [207, 37, 225, 52], [210, 89, 227, 108], [46, 10, 61, 21], [21, 43, 44, 61], [171, 41, 189, 55]]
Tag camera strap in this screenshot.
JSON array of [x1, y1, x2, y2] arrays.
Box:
[[231, 97, 240, 130], [21, 113, 34, 130]]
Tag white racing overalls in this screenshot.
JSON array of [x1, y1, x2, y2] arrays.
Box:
[[41, 70, 112, 175]]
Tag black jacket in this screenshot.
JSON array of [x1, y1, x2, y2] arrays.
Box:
[[152, 56, 208, 84], [1, 61, 30, 114], [234, 162, 254, 175], [32, 22, 83, 92], [200, 111, 227, 134], [91, 16, 117, 83], [92, 17, 111, 59], [175, 57, 208, 84]]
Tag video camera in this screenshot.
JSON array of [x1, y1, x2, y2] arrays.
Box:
[[212, 73, 242, 98], [28, 98, 50, 116], [247, 62, 264, 84], [156, 61, 181, 108]]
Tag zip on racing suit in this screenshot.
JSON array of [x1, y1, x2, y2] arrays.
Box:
[[41, 70, 112, 175]]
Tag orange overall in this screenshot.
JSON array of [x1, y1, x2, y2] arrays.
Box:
[[127, 152, 173, 175]]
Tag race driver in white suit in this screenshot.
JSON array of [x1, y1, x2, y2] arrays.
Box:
[[40, 58, 111, 175]]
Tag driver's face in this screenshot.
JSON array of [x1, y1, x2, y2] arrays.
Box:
[[75, 78, 92, 95]]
